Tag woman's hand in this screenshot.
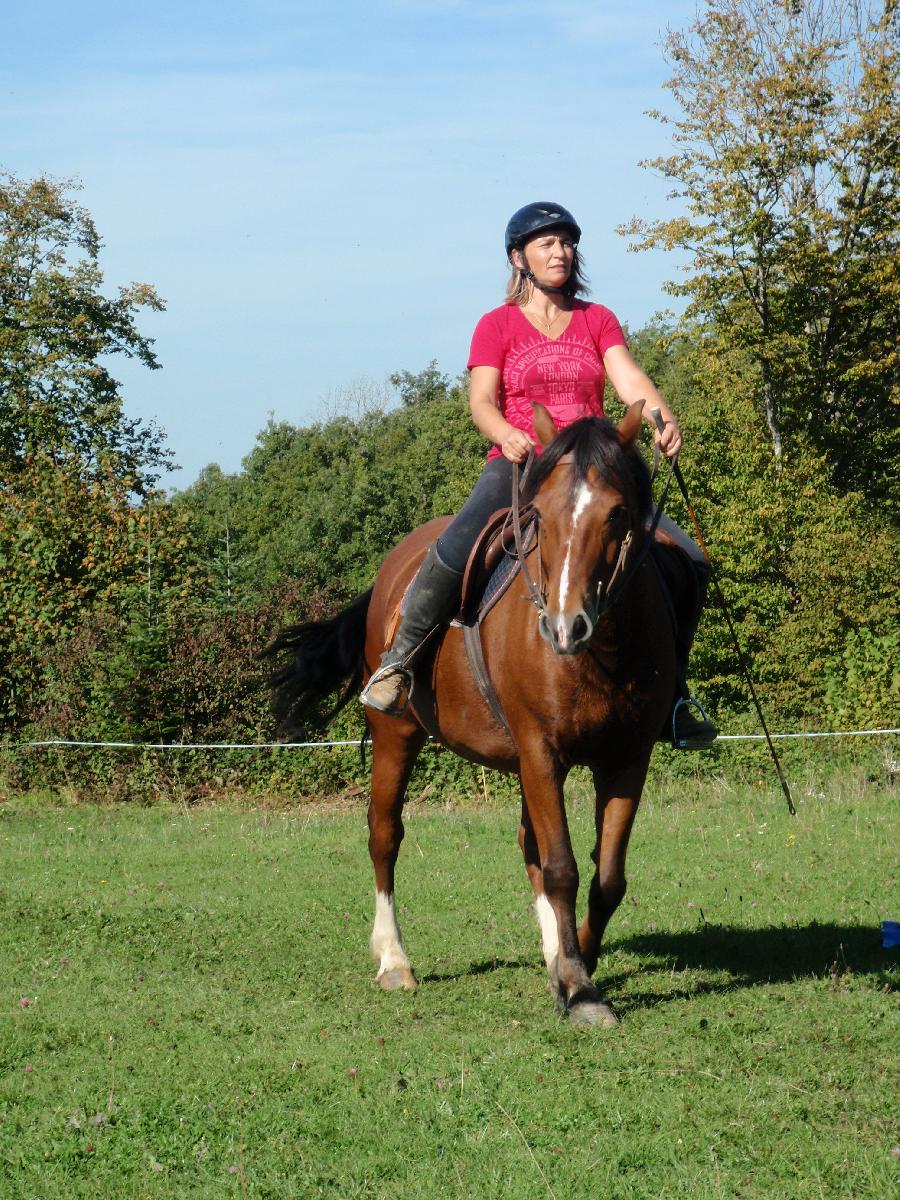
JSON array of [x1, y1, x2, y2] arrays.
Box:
[[467, 366, 534, 462], [656, 416, 683, 459], [602, 345, 684, 460], [500, 427, 535, 463]]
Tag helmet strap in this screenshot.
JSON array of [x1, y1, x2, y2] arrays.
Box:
[[510, 248, 570, 296], [526, 269, 568, 296]]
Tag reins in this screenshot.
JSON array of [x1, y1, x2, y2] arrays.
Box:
[[510, 447, 549, 614]]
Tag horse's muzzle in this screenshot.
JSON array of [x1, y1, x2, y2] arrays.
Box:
[[539, 607, 595, 655]]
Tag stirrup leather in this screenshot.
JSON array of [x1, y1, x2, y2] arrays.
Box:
[[670, 695, 717, 750]]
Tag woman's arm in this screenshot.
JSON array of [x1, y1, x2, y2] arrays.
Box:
[[602, 343, 683, 458], [468, 365, 534, 463]]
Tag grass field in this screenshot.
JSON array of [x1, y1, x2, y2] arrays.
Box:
[[1, 768, 897, 1199]]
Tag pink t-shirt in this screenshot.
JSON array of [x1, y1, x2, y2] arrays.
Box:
[[467, 301, 627, 459]]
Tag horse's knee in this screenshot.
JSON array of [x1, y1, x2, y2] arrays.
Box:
[[542, 857, 578, 900], [368, 813, 404, 864]]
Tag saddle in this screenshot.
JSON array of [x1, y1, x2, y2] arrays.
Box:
[[458, 504, 539, 626], [386, 503, 538, 646]]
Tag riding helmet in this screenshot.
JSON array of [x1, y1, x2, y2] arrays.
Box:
[[504, 202, 582, 257]]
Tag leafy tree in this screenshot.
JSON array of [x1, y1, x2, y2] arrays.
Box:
[[0, 458, 205, 727], [0, 172, 170, 490], [622, 0, 899, 509], [661, 329, 898, 724], [389, 359, 452, 407], [0, 173, 184, 733]]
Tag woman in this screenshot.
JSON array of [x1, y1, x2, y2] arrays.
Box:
[[361, 202, 716, 749]]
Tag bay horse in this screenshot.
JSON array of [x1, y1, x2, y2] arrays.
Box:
[[268, 401, 675, 1026]]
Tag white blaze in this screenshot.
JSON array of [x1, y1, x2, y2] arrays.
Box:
[[557, 480, 594, 627]]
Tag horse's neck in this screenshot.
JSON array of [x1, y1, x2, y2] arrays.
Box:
[[592, 565, 661, 667]]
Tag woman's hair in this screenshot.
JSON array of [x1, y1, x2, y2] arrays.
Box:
[[505, 246, 590, 306]]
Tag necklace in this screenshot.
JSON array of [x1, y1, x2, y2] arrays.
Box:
[[527, 303, 568, 336]]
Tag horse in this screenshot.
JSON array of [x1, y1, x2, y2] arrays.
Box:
[[267, 400, 676, 1026]]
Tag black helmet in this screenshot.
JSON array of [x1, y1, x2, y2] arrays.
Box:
[[504, 202, 582, 257]]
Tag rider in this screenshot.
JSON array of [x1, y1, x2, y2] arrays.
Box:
[[360, 202, 717, 749]]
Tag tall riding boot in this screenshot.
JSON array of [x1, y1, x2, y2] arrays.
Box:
[[667, 559, 718, 750], [360, 544, 463, 716]]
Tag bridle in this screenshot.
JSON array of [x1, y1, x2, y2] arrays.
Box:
[[509, 443, 674, 623]]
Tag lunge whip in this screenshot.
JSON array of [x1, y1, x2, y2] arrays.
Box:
[[651, 407, 796, 815]]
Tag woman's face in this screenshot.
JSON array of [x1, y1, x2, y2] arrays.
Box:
[[515, 230, 576, 290]]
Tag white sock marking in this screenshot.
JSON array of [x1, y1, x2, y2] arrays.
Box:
[[534, 893, 560, 973], [370, 890, 412, 976]]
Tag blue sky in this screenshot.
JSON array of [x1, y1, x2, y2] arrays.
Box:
[[3, 0, 700, 486]]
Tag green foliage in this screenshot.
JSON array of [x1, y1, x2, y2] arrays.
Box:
[[0, 457, 203, 730], [824, 626, 900, 728], [174, 363, 486, 607], [7, 582, 304, 799], [0, 172, 183, 738], [0, 172, 170, 488], [622, 0, 900, 511], [651, 328, 899, 723]]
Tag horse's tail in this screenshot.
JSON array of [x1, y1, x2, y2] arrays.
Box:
[[263, 589, 373, 735]]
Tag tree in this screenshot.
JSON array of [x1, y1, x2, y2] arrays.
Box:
[[0, 172, 170, 490], [622, 0, 899, 508], [0, 173, 182, 733]]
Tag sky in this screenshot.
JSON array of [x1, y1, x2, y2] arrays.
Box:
[[3, 0, 702, 487]]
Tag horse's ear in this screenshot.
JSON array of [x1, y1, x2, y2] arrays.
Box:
[[616, 400, 645, 450], [532, 403, 558, 447]]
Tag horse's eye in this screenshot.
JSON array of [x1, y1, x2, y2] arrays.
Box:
[[608, 505, 628, 524]]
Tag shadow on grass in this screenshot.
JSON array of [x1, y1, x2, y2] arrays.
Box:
[[418, 924, 897, 1008], [604, 921, 897, 1012], [421, 958, 536, 984]]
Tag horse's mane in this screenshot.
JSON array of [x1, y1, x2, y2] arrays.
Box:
[[522, 416, 653, 519]]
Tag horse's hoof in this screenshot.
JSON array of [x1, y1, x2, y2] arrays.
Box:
[[566, 988, 619, 1027], [376, 967, 417, 991]]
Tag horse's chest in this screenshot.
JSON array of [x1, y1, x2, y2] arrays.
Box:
[[559, 660, 663, 756]]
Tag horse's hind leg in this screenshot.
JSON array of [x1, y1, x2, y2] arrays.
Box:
[[577, 762, 647, 978], [367, 715, 427, 991]]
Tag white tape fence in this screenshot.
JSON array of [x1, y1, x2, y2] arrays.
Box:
[[6, 728, 899, 752]]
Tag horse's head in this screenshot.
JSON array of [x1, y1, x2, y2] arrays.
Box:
[[524, 402, 652, 655]]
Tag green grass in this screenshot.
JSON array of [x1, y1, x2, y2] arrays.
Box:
[[1, 773, 897, 1199]]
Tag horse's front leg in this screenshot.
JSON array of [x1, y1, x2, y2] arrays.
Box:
[[517, 792, 559, 990], [367, 715, 427, 991], [577, 762, 648, 979], [519, 750, 617, 1027]]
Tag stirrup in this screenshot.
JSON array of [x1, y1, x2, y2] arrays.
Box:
[[669, 696, 717, 750], [360, 661, 414, 716]]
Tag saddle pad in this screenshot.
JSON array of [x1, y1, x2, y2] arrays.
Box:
[[460, 518, 540, 628], [459, 512, 538, 626], [477, 550, 520, 621]]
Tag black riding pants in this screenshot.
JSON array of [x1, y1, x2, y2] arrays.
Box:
[[436, 458, 516, 573]]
